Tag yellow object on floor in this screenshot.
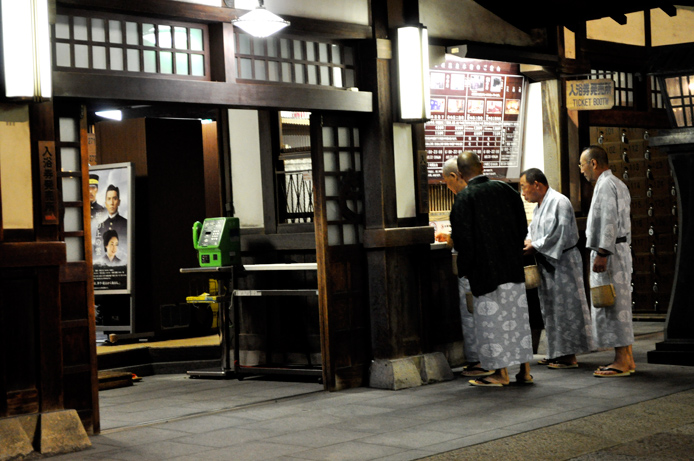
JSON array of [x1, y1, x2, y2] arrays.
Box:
[[97, 335, 220, 355], [186, 293, 221, 303]]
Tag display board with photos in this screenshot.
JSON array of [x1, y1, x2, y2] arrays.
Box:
[[89, 162, 134, 294], [426, 57, 526, 182]]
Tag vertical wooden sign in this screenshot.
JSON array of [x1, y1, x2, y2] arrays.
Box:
[[87, 133, 97, 165], [38, 141, 59, 225]]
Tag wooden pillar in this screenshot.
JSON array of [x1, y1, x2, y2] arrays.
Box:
[[360, 0, 449, 388], [648, 131, 694, 365], [1, 101, 90, 458]]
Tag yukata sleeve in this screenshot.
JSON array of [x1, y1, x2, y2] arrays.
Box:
[[533, 199, 575, 262], [586, 181, 618, 255]]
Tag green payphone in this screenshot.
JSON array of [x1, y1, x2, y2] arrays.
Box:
[[192, 217, 241, 267]]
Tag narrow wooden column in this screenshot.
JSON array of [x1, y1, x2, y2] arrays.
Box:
[[360, 1, 447, 389]]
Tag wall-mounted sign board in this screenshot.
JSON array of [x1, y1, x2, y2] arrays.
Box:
[[566, 79, 615, 111], [425, 57, 526, 182]]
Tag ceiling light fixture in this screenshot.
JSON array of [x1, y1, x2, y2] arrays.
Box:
[[231, 0, 289, 38], [95, 110, 123, 121], [1, 0, 52, 100], [397, 24, 431, 122]]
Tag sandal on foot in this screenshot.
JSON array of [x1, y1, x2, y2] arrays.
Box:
[[598, 365, 634, 374], [461, 361, 479, 370], [514, 373, 534, 385], [548, 361, 579, 369], [461, 367, 494, 377], [469, 377, 507, 387], [593, 367, 631, 377]]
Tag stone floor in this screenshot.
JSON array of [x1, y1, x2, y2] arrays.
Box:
[[51, 322, 694, 460]]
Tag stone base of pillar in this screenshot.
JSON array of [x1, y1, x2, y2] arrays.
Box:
[[0, 409, 91, 459], [648, 340, 694, 366], [369, 352, 454, 390]]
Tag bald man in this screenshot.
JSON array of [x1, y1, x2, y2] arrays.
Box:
[[450, 152, 533, 387], [521, 167, 593, 369], [441, 158, 492, 378], [580, 145, 634, 377]]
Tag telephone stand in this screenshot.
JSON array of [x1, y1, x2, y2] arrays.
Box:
[[180, 265, 237, 378]]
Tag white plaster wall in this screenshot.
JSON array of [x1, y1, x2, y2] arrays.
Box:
[[267, 0, 370, 25], [652, 7, 694, 46], [173, 0, 532, 44], [521, 82, 544, 173], [228, 109, 264, 228], [393, 124, 417, 219], [587, 11, 645, 46], [0, 104, 33, 229]]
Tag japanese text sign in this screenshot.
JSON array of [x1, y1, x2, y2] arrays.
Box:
[[566, 79, 615, 111]]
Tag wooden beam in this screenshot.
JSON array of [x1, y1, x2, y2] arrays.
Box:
[[52, 72, 373, 113], [588, 108, 671, 129], [0, 242, 66, 267], [241, 233, 317, 251], [610, 14, 628, 25], [362, 226, 434, 248], [56, 0, 371, 40], [660, 5, 678, 17], [436, 39, 559, 67]]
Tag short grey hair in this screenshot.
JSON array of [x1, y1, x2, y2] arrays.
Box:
[[442, 157, 458, 176]]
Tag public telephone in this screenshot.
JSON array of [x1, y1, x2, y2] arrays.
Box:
[[192, 217, 241, 267]]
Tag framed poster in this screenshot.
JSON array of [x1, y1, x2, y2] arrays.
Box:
[[89, 162, 134, 294], [426, 57, 527, 182]]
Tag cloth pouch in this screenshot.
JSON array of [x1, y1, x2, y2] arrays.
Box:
[[591, 271, 616, 308], [524, 257, 541, 290]]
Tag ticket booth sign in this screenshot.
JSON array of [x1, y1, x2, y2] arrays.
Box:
[[566, 79, 615, 110]]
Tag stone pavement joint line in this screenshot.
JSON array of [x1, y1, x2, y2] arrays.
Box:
[[49, 323, 694, 461]]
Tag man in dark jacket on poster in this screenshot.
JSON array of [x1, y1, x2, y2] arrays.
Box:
[[100, 184, 127, 246], [450, 151, 533, 387]]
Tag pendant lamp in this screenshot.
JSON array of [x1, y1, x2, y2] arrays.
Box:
[[232, 0, 290, 38]]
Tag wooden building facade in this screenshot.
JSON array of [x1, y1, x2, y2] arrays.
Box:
[[1, 0, 688, 457]]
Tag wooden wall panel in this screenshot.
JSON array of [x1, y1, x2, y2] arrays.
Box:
[[0, 269, 38, 417], [202, 121, 223, 218], [95, 119, 148, 174]]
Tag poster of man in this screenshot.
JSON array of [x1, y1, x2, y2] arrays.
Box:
[[89, 163, 133, 293]]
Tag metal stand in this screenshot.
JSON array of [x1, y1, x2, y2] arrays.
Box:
[[232, 263, 322, 379], [180, 263, 322, 380], [180, 266, 236, 378]]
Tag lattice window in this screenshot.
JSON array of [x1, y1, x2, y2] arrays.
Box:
[[53, 11, 209, 80], [590, 70, 634, 108], [650, 75, 665, 110], [322, 126, 363, 246], [662, 75, 694, 127], [56, 115, 86, 262], [235, 32, 355, 88], [276, 112, 313, 224]]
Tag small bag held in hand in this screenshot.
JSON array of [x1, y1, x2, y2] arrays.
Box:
[[591, 271, 616, 308], [591, 284, 616, 308], [524, 258, 541, 290]]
